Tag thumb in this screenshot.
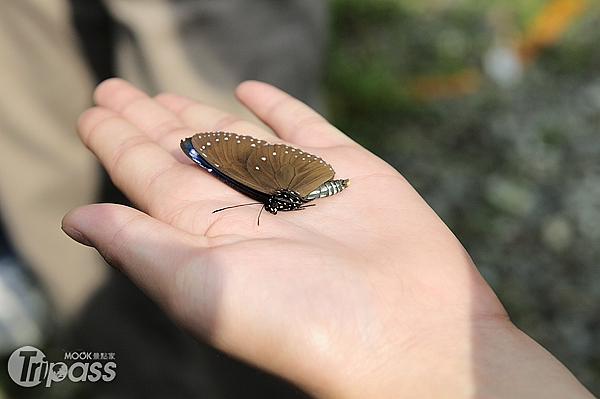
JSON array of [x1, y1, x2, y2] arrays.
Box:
[[61, 203, 209, 320]]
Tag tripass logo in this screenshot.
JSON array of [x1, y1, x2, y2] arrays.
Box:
[[7, 346, 116, 387]]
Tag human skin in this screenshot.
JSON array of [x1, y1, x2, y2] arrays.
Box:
[[62, 78, 595, 399]]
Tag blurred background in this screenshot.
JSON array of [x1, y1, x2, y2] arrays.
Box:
[[327, 0, 600, 394], [1, 0, 600, 397]]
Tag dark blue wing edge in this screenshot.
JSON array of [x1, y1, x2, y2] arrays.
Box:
[[180, 138, 270, 204]]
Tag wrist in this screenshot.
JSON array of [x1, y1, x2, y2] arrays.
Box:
[[471, 319, 594, 399], [311, 317, 594, 399]]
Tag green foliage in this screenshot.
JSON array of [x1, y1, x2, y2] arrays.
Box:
[[325, 1, 600, 394]]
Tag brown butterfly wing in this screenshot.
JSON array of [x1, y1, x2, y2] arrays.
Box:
[[247, 144, 335, 197], [190, 132, 271, 193]]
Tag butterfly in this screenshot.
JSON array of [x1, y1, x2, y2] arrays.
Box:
[[180, 132, 349, 221]]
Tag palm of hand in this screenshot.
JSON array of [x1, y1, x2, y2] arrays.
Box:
[[67, 78, 506, 396]]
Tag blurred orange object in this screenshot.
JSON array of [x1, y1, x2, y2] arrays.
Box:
[[410, 0, 590, 100], [410, 68, 482, 100], [517, 0, 589, 62]]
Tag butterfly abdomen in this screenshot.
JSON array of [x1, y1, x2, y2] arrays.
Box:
[[304, 179, 349, 201]]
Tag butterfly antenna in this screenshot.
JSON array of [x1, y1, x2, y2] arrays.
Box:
[[257, 206, 265, 226], [212, 202, 262, 213]]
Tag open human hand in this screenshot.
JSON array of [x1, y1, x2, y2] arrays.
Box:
[[62, 78, 593, 399]]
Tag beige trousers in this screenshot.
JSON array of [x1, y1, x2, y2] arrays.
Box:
[[0, 0, 263, 320]]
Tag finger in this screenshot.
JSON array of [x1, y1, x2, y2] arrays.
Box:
[[61, 203, 218, 334], [77, 103, 220, 217], [93, 78, 190, 154], [235, 81, 354, 147], [154, 91, 276, 141]]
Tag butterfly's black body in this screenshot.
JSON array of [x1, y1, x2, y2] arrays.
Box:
[[180, 132, 349, 216]]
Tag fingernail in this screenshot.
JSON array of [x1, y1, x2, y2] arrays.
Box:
[[61, 226, 92, 247]]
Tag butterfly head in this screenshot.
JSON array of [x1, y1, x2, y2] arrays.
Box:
[[264, 189, 309, 214]]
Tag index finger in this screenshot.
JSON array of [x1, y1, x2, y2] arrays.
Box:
[[92, 78, 190, 157], [78, 88, 233, 223]]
